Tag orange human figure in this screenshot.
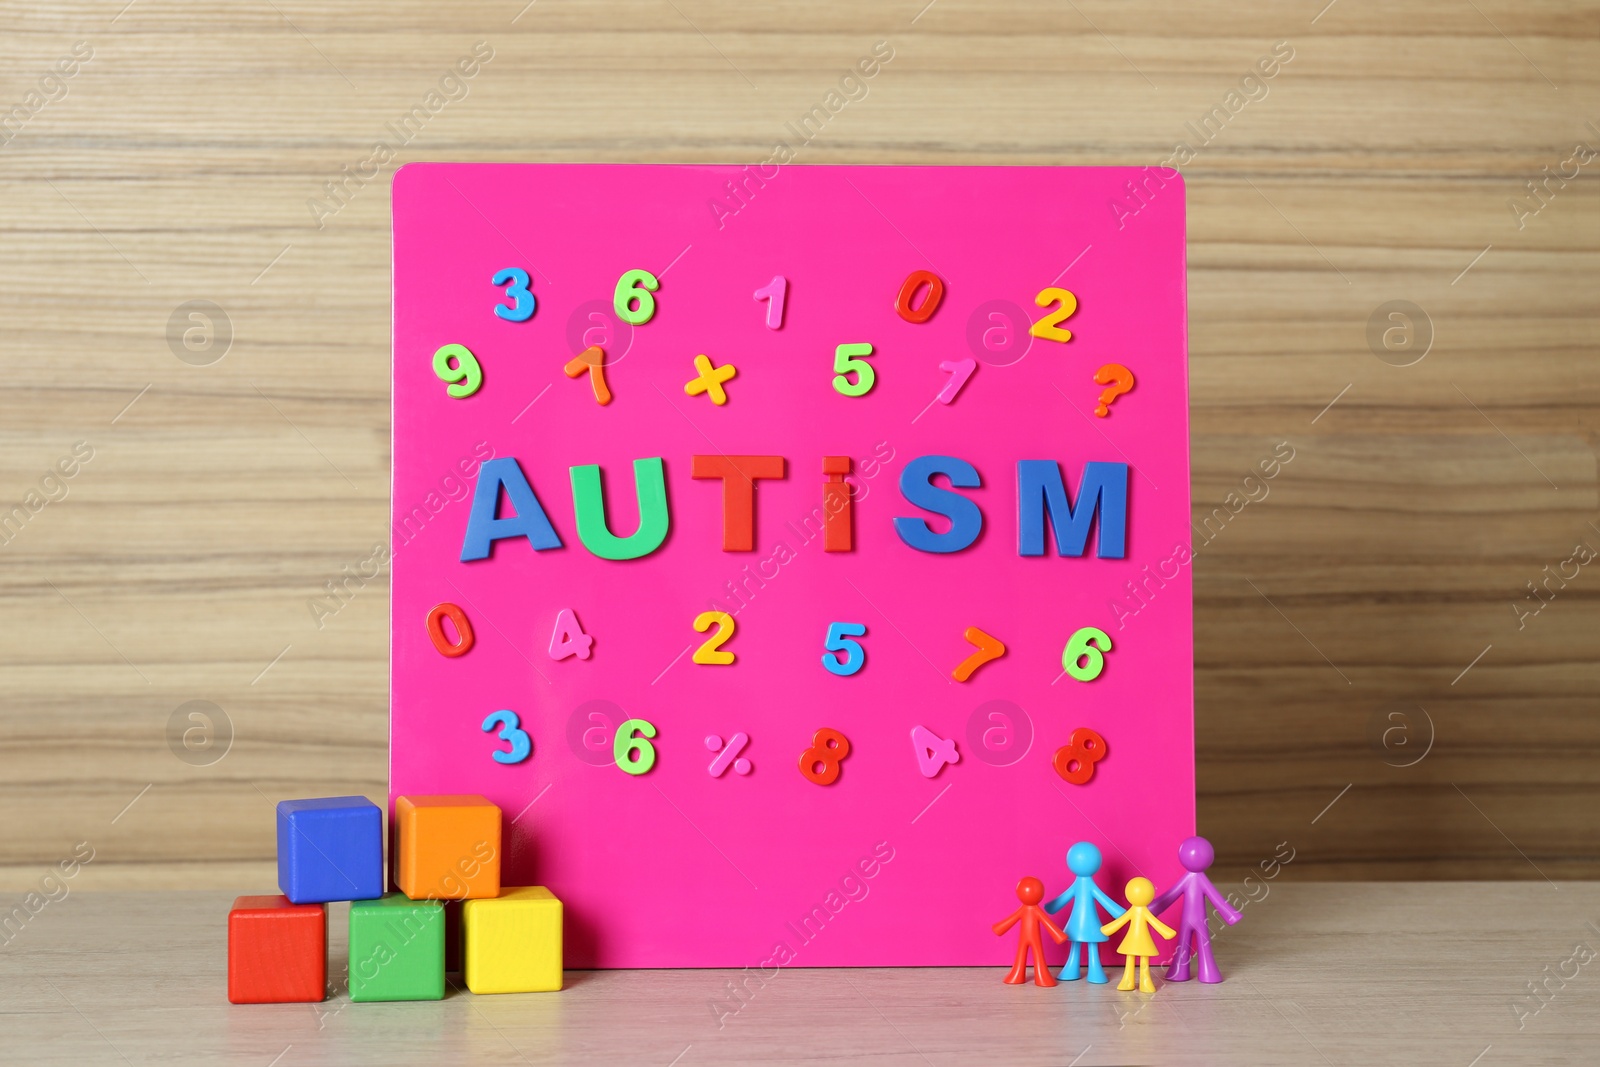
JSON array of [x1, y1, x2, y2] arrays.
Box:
[[1100, 876, 1176, 992], [992, 876, 1068, 986]]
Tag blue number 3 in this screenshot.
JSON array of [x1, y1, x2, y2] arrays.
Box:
[[822, 622, 867, 677], [492, 267, 536, 322], [481, 709, 532, 764]]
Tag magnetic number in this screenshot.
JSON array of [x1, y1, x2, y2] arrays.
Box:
[[936, 357, 976, 405], [821, 622, 866, 677], [1062, 627, 1112, 681], [832, 343, 875, 397], [895, 270, 944, 324], [1029, 287, 1078, 343], [491, 267, 535, 322], [798, 727, 851, 786], [1052, 727, 1107, 785], [433, 343, 482, 398], [911, 724, 960, 778], [614, 269, 659, 326], [753, 275, 787, 330], [692, 611, 736, 665], [425, 603, 474, 658], [481, 710, 532, 765], [548, 608, 594, 661], [614, 718, 658, 775]]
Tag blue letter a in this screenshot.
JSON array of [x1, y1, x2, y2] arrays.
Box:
[[459, 457, 563, 561]]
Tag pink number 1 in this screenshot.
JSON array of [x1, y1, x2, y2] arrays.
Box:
[[753, 275, 787, 330]]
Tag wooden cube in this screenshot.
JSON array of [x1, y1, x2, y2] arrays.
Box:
[[462, 887, 563, 994], [228, 895, 326, 1004], [276, 795, 384, 904], [348, 893, 445, 1002], [394, 795, 501, 900]]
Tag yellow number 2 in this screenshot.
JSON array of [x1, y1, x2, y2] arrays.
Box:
[[692, 611, 737, 665], [1029, 287, 1078, 343]]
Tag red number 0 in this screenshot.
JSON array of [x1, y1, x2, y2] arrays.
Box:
[[426, 603, 474, 658], [894, 270, 945, 324]]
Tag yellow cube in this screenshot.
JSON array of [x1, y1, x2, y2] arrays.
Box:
[[462, 886, 563, 993]]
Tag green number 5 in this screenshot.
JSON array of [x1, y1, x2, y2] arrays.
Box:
[[832, 342, 875, 397]]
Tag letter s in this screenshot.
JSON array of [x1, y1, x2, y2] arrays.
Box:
[[893, 455, 982, 553]]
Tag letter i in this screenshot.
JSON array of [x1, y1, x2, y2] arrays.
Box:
[[823, 456, 852, 552]]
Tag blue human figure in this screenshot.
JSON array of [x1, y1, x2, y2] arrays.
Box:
[[1043, 841, 1126, 983]]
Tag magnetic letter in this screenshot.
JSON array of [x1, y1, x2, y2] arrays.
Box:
[[691, 455, 785, 551], [822, 456, 853, 552], [570, 457, 671, 560], [893, 455, 983, 553], [1017, 460, 1128, 558], [459, 457, 562, 561]]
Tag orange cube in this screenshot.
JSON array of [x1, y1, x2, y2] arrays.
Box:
[[394, 795, 502, 901]]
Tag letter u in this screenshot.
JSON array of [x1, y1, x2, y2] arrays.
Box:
[[569, 457, 671, 560]]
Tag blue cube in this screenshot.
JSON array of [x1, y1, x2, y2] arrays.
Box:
[[276, 796, 384, 904]]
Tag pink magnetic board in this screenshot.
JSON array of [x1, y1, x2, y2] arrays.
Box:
[[390, 163, 1192, 967]]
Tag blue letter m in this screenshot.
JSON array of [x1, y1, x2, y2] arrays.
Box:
[[1017, 460, 1128, 558]]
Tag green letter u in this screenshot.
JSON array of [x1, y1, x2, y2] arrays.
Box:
[[570, 457, 670, 560]]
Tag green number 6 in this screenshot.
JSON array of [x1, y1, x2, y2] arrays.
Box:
[[613, 269, 659, 326], [1062, 626, 1112, 682], [613, 718, 658, 775]]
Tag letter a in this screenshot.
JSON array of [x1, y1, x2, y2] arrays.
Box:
[[460, 457, 563, 561]]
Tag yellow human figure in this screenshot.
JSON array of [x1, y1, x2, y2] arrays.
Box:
[[1100, 877, 1177, 992]]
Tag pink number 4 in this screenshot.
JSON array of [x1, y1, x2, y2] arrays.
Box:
[[911, 724, 960, 778], [548, 608, 594, 661]]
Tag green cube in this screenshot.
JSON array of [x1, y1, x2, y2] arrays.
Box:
[[348, 893, 445, 1002]]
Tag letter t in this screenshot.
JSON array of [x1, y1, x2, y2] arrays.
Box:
[[692, 455, 786, 551]]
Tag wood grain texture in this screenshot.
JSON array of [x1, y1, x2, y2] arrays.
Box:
[[1, 886, 1597, 1064], [0, 1, 1595, 887]]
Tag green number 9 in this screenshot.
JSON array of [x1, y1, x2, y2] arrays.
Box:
[[1062, 626, 1112, 682], [614, 718, 658, 775], [613, 269, 659, 326], [433, 343, 483, 399]]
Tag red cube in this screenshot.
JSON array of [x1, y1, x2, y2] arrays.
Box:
[[228, 895, 326, 1004]]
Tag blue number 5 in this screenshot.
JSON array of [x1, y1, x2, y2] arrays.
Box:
[[481, 709, 532, 764], [822, 622, 867, 677], [492, 267, 535, 322]]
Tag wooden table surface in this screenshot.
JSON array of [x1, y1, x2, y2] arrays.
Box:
[[2, 885, 1595, 1065], [0, 3, 1596, 889]]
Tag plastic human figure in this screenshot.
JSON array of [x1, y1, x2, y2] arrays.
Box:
[[992, 876, 1068, 986], [1148, 835, 1243, 983], [1100, 877, 1175, 992], [1043, 841, 1125, 983]]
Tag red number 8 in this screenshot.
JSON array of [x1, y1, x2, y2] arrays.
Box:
[[1052, 727, 1107, 785], [799, 728, 852, 786]]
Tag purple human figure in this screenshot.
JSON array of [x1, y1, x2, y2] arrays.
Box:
[[1148, 835, 1241, 983]]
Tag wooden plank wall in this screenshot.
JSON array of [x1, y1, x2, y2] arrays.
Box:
[[0, 1, 1594, 888]]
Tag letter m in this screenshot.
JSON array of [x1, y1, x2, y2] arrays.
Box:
[[1017, 460, 1128, 558]]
